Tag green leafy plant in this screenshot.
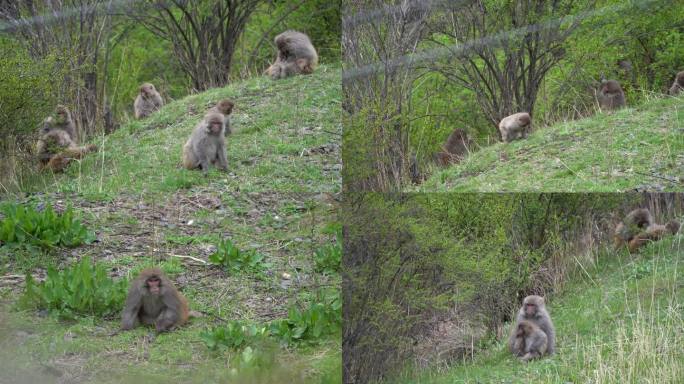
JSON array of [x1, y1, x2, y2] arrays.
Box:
[[314, 228, 342, 274], [21, 257, 127, 319], [269, 290, 342, 346], [208, 238, 266, 273], [200, 320, 269, 351], [0, 203, 95, 248]]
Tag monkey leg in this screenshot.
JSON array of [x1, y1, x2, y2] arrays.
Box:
[[155, 308, 180, 332], [45, 154, 72, 172]]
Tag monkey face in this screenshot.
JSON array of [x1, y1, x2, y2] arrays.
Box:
[[140, 84, 155, 97], [525, 303, 537, 316], [146, 276, 161, 295], [218, 100, 234, 115], [208, 120, 223, 134]]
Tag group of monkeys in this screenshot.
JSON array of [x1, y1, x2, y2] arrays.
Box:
[[433, 70, 684, 167], [613, 207, 680, 253], [35, 30, 318, 173], [509, 206, 680, 362]]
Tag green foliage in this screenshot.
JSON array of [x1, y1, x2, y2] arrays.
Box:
[[0, 203, 96, 248], [200, 320, 270, 351], [21, 257, 127, 319], [314, 228, 342, 274], [270, 290, 341, 346], [208, 238, 267, 273], [0, 38, 61, 139]]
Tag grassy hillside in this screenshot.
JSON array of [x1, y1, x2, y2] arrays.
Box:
[[402, 235, 684, 383], [0, 67, 341, 383], [418, 96, 684, 192], [21, 64, 341, 197]]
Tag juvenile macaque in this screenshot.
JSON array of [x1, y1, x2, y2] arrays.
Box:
[[498, 112, 531, 143], [265, 30, 318, 80], [510, 320, 548, 362], [208, 99, 235, 136], [134, 83, 163, 119], [597, 79, 626, 110], [614, 208, 653, 249], [669, 71, 684, 96], [35, 120, 97, 172], [434, 128, 472, 166], [509, 295, 555, 355], [182, 112, 228, 175], [628, 220, 680, 252], [121, 268, 189, 332]]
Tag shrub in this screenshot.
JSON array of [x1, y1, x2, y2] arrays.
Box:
[[0, 203, 96, 248], [21, 257, 127, 319]]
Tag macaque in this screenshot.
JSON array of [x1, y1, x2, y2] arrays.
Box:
[[510, 320, 548, 362], [46, 105, 78, 142], [628, 220, 680, 252], [498, 112, 531, 143], [434, 128, 472, 166], [510, 295, 555, 355], [121, 268, 189, 332], [614, 208, 653, 249], [669, 71, 684, 96], [208, 99, 235, 136], [597, 79, 626, 110], [35, 119, 97, 172], [265, 30, 318, 80], [134, 83, 163, 119], [182, 112, 228, 175]]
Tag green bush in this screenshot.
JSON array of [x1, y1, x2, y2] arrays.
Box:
[[0, 203, 96, 248], [208, 238, 266, 273], [21, 257, 127, 319]]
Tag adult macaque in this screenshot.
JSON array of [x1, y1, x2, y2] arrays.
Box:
[[134, 83, 163, 119], [498, 112, 531, 143], [614, 208, 653, 249], [208, 99, 235, 136], [46, 105, 78, 142], [510, 295, 555, 355], [265, 30, 318, 80], [669, 71, 684, 96], [510, 320, 548, 362], [182, 112, 228, 175], [35, 120, 97, 172], [434, 128, 472, 166], [597, 79, 626, 110], [628, 220, 680, 252], [121, 268, 189, 332]]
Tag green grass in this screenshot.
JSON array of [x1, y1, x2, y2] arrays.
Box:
[[20, 64, 341, 198], [418, 95, 684, 192], [0, 67, 341, 383], [399, 236, 684, 384]]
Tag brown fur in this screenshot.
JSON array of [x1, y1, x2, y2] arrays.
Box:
[[510, 320, 548, 362], [182, 112, 228, 174], [121, 268, 189, 332], [597, 79, 626, 110], [498, 112, 531, 143], [509, 295, 555, 355], [208, 99, 235, 136], [266, 30, 318, 80], [669, 71, 684, 96], [35, 122, 97, 172], [134, 83, 163, 119], [434, 128, 472, 166], [614, 208, 653, 249], [628, 220, 680, 252]]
